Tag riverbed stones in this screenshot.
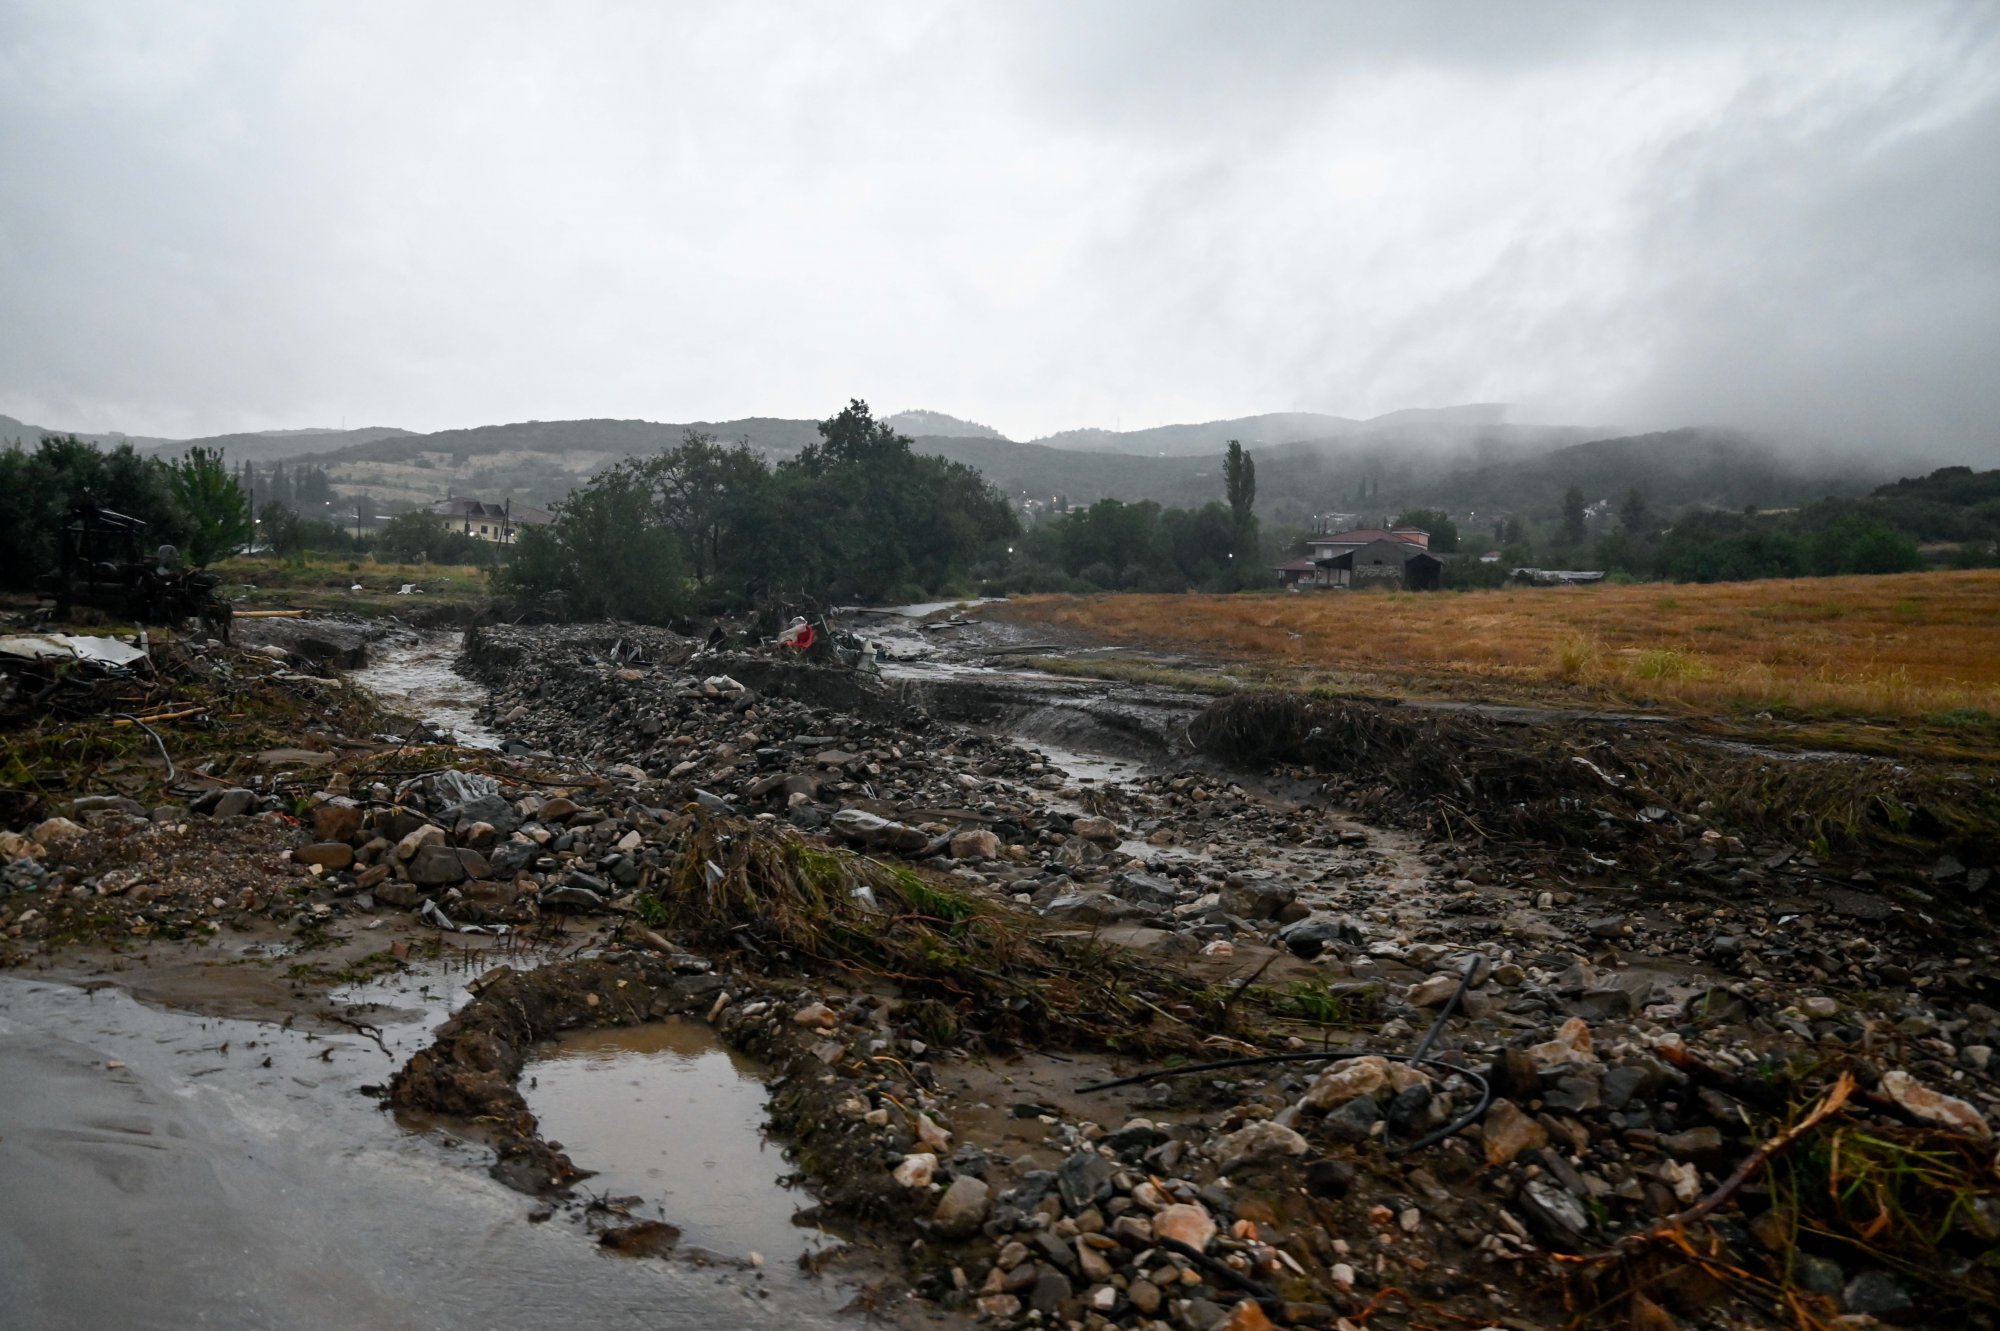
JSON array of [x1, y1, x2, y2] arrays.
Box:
[[407, 842, 467, 887], [832, 808, 928, 853], [1151, 1202, 1217, 1251], [949, 828, 1001, 860], [931, 1174, 991, 1238], [1881, 1070, 1991, 1140], [1216, 1120, 1309, 1171], [294, 841, 355, 871], [1480, 1099, 1549, 1166], [1302, 1055, 1393, 1110]]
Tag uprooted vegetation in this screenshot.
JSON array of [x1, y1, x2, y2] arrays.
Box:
[[628, 813, 1244, 1052], [1190, 691, 2000, 873]]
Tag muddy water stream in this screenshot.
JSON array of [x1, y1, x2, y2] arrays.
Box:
[[0, 972, 851, 1329], [349, 630, 504, 749]]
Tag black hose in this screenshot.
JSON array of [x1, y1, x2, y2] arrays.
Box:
[[1156, 1237, 1283, 1314], [113, 712, 176, 782]]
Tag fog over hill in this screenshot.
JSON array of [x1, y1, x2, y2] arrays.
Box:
[[1, 403, 1902, 526]]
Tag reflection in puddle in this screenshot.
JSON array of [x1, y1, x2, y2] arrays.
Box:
[[524, 1021, 833, 1267]]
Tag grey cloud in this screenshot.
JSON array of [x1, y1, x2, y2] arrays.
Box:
[[1, 1, 1996, 457]]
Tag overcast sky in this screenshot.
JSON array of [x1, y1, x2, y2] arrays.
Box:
[[2, 1, 1996, 454]]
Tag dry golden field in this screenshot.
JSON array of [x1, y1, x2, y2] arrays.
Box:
[[999, 570, 2000, 724]]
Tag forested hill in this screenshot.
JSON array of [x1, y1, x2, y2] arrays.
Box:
[[4, 408, 1902, 524], [0, 415, 414, 465]]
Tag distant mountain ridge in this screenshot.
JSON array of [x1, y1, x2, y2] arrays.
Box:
[[2, 407, 1898, 525], [883, 409, 1005, 439], [1033, 403, 1514, 455]]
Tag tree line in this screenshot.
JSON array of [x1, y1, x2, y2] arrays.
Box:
[[0, 435, 255, 588], [496, 400, 1019, 620]]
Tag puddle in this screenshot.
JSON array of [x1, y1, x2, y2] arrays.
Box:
[[523, 1021, 834, 1267], [0, 974, 853, 1329], [349, 630, 503, 749]]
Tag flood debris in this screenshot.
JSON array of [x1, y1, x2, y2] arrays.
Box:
[[11, 615, 2000, 1329]]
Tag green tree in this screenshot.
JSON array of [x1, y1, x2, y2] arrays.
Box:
[[374, 509, 452, 563], [1223, 440, 1258, 585], [1562, 485, 1587, 545], [168, 446, 252, 566], [1619, 487, 1650, 535], [1394, 508, 1459, 553]]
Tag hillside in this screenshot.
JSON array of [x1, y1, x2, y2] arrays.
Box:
[[0, 415, 415, 465], [1031, 403, 1516, 456], [883, 409, 1004, 439], [3, 407, 1898, 526]]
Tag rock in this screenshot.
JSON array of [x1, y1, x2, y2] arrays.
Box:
[[930, 1174, 991, 1238], [893, 1153, 937, 1188], [312, 798, 364, 843], [1481, 1099, 1548, 1166], [1302, 1055, 1392, 1111], [194, 788, 257, 817], [914, 1112, 951, 1153], [29, 817, 87, 844], [1027, 1269, 1072, 1315], [395, 823, 445, 861], [1057, 1150, 1114, 1211], [1042, 891, 1148, 925], [373, 880, 422, 908], [1128, 1278, 1163, 1315], [0, 831, 43, 862], [976, 1294, 1021, 1321], [1151, 1202, 1216, 1251], [1527, 1017, 1597, 1069], [1518, 1178, 1592, 1248], [1881, 1070, 1991, 1140], [949, 828, 1000, 860], [1305, 1158, 1356, 1198], [1800, 995, 1840, 1019], [1069, 815, 1120, 843], [1221, 1302, 1277, 1331], [1320, 1093, 1382, 1144], [1278, 916, 1351, 960], [1114, 871, 1180, 908], [1215, 1120, 1309, 1171], [831, 808, 929, 853], [540, 881, 607, 911], [1406, 973, 1462, 1007], [407, 842, 467, 886], [1843, 1270, 1914, 1317], [295, 842, 355, 871], [793, 1002, 836, 1026], [1220, 871, 1295, 920]]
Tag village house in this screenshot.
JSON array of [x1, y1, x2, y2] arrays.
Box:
[[1274, 525, 1443, 591], [429, 496, 554, 545]]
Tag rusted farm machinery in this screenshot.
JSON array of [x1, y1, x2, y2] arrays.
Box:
[[39, 499, 233, 640]]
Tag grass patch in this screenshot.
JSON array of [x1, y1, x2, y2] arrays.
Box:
[[996, 570, 2000, 730]]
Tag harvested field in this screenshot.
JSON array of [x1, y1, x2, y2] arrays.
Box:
[[998, 570, 2000, 726]]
